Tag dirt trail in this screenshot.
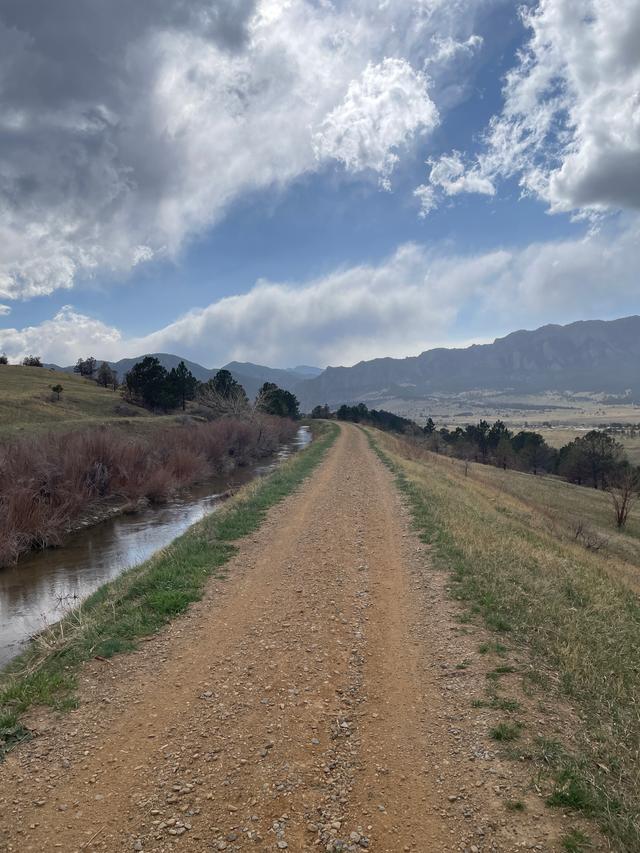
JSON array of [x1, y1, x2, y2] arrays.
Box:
[[1, 425, 580, 852]]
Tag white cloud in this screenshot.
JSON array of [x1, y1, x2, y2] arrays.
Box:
[[415, 151, 494, 214], [0, 307, 122, 366], [0, 305, 10, 316], [3, 220, 638, 367], [419, 0, 640, 216], [313, 58, 439, 188], [0, 0, 487, 300], [425, 34, 484, 67], [413, 183, 439, 217]]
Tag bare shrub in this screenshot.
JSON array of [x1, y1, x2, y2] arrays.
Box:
[[571, 518, 609, 552], [113, 403, 140, 417], [607, 468, 639, 529], [198, 383, 250, 419], [0, 415, 300, 566]]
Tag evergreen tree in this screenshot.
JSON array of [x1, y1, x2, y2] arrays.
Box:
[[74, 356, 97, 378], [168, 361, 198, 411], [125, 356, 178, 410], [96, 361, 116, 388], [423, 417, 435, 435], [311, 404, 332, 419], [257, 383, 300, 418]]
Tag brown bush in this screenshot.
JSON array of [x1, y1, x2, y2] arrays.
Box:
[[0, 415, 299, 566]]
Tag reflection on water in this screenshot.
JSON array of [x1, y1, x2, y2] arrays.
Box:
[[0, 426, 311, 667]]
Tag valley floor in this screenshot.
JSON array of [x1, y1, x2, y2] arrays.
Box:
[[0, 426, 598, 852]]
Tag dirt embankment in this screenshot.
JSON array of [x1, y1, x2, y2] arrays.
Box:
[[0, 425, 596, 851]]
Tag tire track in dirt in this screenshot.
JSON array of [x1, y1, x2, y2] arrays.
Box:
[[0, 425, 587, 852]]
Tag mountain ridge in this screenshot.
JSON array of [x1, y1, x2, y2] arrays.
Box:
[[42, 316, 640, 410], [295, 316, 640, 408]]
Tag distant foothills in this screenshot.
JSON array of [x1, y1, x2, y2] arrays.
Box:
[[42, 315, 640, 409]]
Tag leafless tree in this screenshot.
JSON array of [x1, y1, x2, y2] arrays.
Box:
[[198, 384, 251, 420], [607, 468, 639, 529]]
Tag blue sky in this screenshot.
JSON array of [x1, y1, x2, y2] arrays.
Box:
[[1, 0, 639, 368]]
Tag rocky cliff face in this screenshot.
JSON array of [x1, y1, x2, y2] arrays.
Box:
[[297, 316, 640, 408]]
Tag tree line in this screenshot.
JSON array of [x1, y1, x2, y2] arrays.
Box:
[[123, 357, 300, 418], [325, 402, 417, 433], [435, 421, 640, 528], [73, 356, 120, 389]]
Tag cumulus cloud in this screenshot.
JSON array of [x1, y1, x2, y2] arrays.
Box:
[[3, 221, 639, 367], [418, 0, 640, 216], [0, 0, 489, 300], [0, 305, 10, 316], [313, 59, 438, 188], [0, 307, 122, 366]]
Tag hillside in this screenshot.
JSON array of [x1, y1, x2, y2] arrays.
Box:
[[298, 316, 640, 408], [0, 365, 155, 436]]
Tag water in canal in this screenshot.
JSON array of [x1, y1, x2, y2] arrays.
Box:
[[0, 426, 311, 667]]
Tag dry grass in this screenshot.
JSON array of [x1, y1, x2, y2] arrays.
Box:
[[539, 428, 640, 467], [0, 365, 159, 436], [368, 428, 640, 850], [458, 456, 640, 589]]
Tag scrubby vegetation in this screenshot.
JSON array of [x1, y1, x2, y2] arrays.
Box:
[[0, 415, 297, 567], [0, 357, 306, 565]]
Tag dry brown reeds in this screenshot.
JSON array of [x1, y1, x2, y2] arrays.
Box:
[[0, 416, 297, 566]]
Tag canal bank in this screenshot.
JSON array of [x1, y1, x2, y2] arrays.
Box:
[[0, 427, 312, 668], [0, 421, 338, 759]]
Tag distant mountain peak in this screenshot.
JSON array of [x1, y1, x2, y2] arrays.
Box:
[[288, 365, 324, 377]]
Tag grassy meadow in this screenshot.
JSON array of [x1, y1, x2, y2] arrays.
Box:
[[0, 364, 177, 437], [454, 452, 640, 588], [367, 428, 640, 850]]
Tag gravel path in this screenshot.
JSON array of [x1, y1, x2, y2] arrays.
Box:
[[0, 425, 591, 852]]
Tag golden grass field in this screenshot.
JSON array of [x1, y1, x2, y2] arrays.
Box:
[[538, 427, 640, 466], [393, 392, 640, 465], [0, 365, 179, 437], [369, 428, 640, 849]]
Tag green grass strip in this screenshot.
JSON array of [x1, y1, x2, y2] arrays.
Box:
[[0, 421, 339, 758]]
